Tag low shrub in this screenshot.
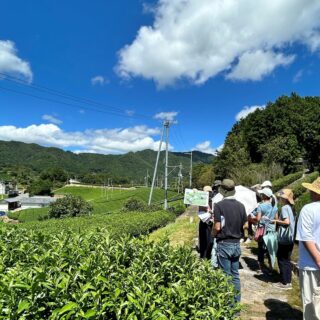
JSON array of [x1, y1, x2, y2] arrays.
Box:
[[272, 171, 303, 192], [14, 210, 176, 236], [169, 202, 186, 216], [294, 192, 310, 214], [48, 194, 93, 218], [122, 197, 147, 211], [0, 228, 240, 319], [288, 171, 319, 199]]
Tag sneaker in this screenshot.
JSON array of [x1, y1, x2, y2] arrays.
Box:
[[273, 283, 292, 290]]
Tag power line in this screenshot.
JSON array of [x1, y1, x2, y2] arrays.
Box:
[[0, 85, 138, 119], [0, 72, 152, 120]]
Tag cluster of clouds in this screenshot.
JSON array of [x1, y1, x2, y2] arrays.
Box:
[[0, 40, 32, 82], [0, 124, 165, 154], [117, 0, 320, 87], [91, 75, 109, 86]]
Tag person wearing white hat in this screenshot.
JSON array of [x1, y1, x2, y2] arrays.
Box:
[[296, 178, 320, 320], [261, 180, 277, 207], [252, 188, 278, 274]]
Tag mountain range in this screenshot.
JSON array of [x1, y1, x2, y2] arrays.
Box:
[[0, 140, 214, 181]]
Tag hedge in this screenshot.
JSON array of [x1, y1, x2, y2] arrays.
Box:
[[272, 171, 303, 192], [0, 228, 240, 319]]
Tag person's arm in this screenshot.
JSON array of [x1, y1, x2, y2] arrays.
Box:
[[303, 241, 320, 268], [213, 222, 221, 237], [251, 211, 261, 224], [273, 206, 289, 225], [212, 204, 222, 236]]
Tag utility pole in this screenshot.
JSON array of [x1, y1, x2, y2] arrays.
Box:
[[178, 162, 183, 194], [148, 123, 165, 206], [184, 151, 193, 188], [164, 121, 170, 210]]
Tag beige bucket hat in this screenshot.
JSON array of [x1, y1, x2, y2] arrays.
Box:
[[277, 189, 294, 205]]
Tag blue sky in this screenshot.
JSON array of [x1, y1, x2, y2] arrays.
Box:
[[0, 0, 320, 154]]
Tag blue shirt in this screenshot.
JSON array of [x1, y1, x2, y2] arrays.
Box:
[[257, 202, 278, 232]]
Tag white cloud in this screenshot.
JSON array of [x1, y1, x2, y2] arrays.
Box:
[[125, 110, 135, 116], [154, 111, 178, 121], [117, 0, 320, 87], [91, 75, 109, 86], [236, 105, 266, 121], [0, 124, 167, 154], [0, 40, 33, 82], [293, 69, 304, 83], [226, 50, 295, 81], [42, 114, 62, 125], [195, 141, 217, 155]]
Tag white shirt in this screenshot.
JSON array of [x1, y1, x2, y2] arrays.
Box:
[[296, 201, 320, 270]]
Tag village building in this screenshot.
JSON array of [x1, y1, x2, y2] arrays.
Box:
[[0, 195, 56, 212]]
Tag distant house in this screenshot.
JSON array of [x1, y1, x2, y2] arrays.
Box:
[[0, 182, 5, 195], [0, 195, 56, 211], [0, 181, 18, 196], [69, 179, 81, 185]]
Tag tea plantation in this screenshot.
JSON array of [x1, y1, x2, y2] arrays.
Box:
[[0, 225, 239, 319]]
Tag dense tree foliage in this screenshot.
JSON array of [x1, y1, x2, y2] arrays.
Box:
[[48, 194, 93, 218], [214, 94, 320, 184], [26, 179, 53, 196]]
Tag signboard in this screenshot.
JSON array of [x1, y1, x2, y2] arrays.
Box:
[[183, 188, 209, 207]]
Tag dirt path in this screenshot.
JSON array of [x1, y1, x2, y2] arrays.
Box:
[[240, 244, 302, 320]]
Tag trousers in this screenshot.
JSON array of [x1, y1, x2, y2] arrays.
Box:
[[217, 241, 241, 302], [277, 243, 294, 284], [299, 269, 320, 320]]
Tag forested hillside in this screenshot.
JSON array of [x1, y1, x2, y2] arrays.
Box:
[[214, 94, 320, 185], [0, 140, 213, 183]]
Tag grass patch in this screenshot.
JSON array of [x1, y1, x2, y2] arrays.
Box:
[[149, 214, 198, 247], [8, 207, 49, 222]]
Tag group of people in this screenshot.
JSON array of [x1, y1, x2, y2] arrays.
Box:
[[198, 177, 320, 320]]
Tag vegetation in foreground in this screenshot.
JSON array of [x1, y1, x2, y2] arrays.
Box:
[[0, 227, 239, 320]]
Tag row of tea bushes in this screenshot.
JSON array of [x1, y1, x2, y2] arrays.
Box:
[[0, 227, 239, 319], [12, 210, 176, 237]]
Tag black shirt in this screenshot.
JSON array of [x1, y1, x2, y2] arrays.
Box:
[[214, 199, 247, 243]]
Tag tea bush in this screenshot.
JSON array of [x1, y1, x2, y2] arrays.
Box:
[[0, 228, 239, 319], [288, 171, 319, 199], [272, 171, 303, 192], [14, 210, 176, 237]]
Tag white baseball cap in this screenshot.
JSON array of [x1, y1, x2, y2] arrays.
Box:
[[261, 180, 272, 188], [258, 187, 273, 198]]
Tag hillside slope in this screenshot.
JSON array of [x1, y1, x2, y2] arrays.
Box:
[[0, 140, 214, 180]]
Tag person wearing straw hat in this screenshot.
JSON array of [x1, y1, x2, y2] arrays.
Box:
[[272, 189, 295, 290], [296, 177, 320, 320]]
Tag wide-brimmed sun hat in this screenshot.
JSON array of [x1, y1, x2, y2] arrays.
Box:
[[302, 177, 320, 195], [261, 180, 272, 188], [203, 185, 212, 192], [258, 187, 273, 198], [277, 189, 294, 205], [219, 179, 235, 197]]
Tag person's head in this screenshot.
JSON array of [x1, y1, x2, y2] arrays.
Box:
[[212, 179, 222, 192], [276, 189, 294, 206], [261, 180, 272, 190], [302, 177, 320, 202], [258, 187, 273, 202], [203, 185, 213, 198], [219, 179, 235, 197]]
